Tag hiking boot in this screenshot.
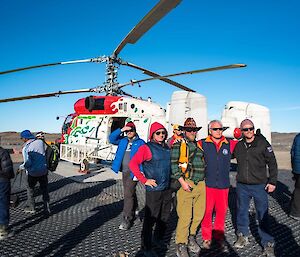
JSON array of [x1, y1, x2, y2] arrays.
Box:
[[24, 206, 36, 214], [188, 235, 201, 253], [234, 233, 249, 248], [262, 242, 275, 257], [43, 201, 51, 215], [0, 225, 14, 240], [202, 239, 212, 250], [0, 225, 8, 241], [176, 243, 189, 257], [119, 218, 131, 230]]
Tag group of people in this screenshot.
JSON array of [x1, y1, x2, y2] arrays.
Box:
[[0, 120, 299, 257], [109, 117, 293, 257]]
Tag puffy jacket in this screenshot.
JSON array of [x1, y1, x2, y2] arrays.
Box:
[[0, 147, 14, 181], [291, 133, 300, 174], [201, 136, 231, 189], [233, 134, 278, 185], [109, 128, 145, 173], [142, 142, 171, 191]]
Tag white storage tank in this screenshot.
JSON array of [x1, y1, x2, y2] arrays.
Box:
[[221, 101, 271, 143], [167, 91, 208, 139]]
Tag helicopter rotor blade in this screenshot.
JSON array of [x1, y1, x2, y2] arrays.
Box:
[[0, 88, 94, 103], [119, 64, 247, 89], [0, 57, 107, 75], [113, 0, 181, 57], [123, 62, 195, 92]]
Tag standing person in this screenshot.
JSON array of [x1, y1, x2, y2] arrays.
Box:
[[0, 147, 15, 240], [199, 120, 238, 251], [129, 122, 172, 257], [167, 124, 183, 148], [109, 121, 145, 230], [171, 117, 205, 257], [233, 119, 277, 257], [290, 133, 300, 220], [19, 130, 50, 215]]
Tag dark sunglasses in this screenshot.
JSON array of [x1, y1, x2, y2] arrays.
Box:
[[155, 131, 166, 136], [184, 127, 199, 132], [242, 127, 254, 132], [127, 129, 136, 133], [210, 127, 224, 131]]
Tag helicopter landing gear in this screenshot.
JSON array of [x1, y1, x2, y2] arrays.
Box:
[[79, 159, 90, 174]]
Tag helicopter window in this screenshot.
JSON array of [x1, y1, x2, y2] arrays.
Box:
[[110, 117, 128, 134], [124, 103, 127, 112], [119, 103, 123, 110], [93, 98, 105, 110]]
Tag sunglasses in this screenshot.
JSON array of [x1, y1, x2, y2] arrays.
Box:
[[210, 127, 224, 131], [127, 129, 136, 133], [155, 131, 166, 136], [184, 127, 199, 132], [242, 127, 254, 132]]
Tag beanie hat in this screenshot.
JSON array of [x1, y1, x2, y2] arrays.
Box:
[[125, 121, 136, 130], [240, 119, 254, 128], [20, 130, 35, 139], [172, 124, 180, 131]]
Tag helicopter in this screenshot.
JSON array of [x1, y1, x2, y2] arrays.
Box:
[[0, 0, 270, 171]]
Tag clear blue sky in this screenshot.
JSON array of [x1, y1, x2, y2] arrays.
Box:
[[1, 0, 299, 133]]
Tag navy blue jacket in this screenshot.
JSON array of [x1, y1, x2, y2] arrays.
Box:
[[0, 147, 14, 181], [201, 137, 231, 189], [109, 128, 145, 174], [291, 133, 300, 174], [142, 142, 171, 191]]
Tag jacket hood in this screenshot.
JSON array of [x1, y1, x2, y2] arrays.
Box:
[[149, 122, 167, 140]]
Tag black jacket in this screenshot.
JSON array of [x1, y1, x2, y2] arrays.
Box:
[[233, 135, 278, 185], [0, 147, 15, 181]]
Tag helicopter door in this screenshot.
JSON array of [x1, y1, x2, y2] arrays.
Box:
[[109, 117, 128, 134]]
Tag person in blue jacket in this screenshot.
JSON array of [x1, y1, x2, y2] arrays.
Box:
[[290, 133, 300, 220], [109, 121, 145, 230]]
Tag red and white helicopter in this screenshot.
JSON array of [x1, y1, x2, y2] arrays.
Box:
[[0, 0, 270, 171]]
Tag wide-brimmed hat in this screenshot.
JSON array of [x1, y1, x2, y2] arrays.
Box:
[[180, 118, 202, 131]]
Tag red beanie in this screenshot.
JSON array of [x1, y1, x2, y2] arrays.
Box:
[[126, 121, 136, 129]]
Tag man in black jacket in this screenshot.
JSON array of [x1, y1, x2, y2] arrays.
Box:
[[0, 147, 15, 240], [233, 119, 277, 257]]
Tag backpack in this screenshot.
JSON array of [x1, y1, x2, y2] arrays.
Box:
[[45, 144, 60, 171]]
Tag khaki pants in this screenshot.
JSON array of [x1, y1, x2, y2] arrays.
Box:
[[175, 180, 206, 244]]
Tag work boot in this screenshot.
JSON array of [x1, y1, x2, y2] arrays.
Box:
[[202, 239, 212, 250], [119, 217, 131, 230], [234, 233, 249, 248], [188, 235, 201, 253], [176, 243, 189, 257], [262, 242, 275, 257], [43, 201, 51, 215], [143, 249, 158, 257], [24, 206, 36, 214]]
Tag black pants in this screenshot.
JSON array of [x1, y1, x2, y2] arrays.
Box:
[[26, 174, 49, 208], [291, 174, 300, 217], [142, 189, 172, 250], [122, 170, 138, 221]]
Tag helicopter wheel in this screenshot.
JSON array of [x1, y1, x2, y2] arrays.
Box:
[[79, 159, 90, 173]]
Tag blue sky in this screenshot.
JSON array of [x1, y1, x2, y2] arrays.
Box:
[[0, 0, 299, 133]]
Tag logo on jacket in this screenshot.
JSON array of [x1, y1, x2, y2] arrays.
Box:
[[267, 146, 273, 153], [222, 149, 229, 155]]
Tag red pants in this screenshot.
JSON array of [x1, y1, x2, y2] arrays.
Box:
[[201, 187, 229, 241]]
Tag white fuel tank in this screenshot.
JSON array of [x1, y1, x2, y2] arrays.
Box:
[[221, 101, 271, 143], [167, 91, 208, 139]]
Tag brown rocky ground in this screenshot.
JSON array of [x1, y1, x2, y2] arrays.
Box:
[[0, 131, 297, 170]]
